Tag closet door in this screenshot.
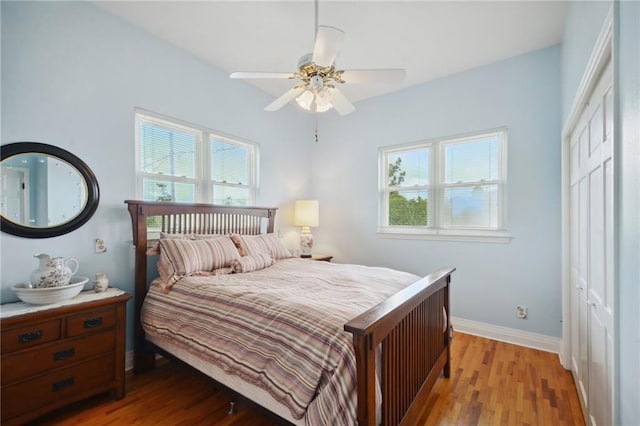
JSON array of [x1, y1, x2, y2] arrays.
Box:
[[568, 59, 614, 426]]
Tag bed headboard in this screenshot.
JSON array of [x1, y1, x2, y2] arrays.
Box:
[[125, 200, 277, 372]]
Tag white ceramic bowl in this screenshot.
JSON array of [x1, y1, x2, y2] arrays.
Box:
[[12, 276, 89, 305]]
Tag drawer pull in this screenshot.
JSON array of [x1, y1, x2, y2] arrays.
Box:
[[52, 376, 74, 392], [18, 330, 43, 343], [83, 317, 103, 328], [53, 347, 76, 361]]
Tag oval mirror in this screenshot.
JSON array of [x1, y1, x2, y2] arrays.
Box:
[[1, 142, 100, 238]]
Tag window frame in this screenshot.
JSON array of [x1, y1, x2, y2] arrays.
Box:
[[378, 128, 511, 243], [379, 142, 434, 229], [135, 108, 258, 206]]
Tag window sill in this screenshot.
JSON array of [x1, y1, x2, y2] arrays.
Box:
[[376, 228, 512, 244]]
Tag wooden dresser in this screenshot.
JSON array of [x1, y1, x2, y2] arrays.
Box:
[[1, 290, 131, 425]]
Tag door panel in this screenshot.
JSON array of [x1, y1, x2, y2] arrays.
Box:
[[588, 306, 611, 426], [578, 177, 590, 402], [604, 159, 614, 312], [589, 166, 604, 305]]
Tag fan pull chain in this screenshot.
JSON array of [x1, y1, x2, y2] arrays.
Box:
[[314, 118, 319, 143]]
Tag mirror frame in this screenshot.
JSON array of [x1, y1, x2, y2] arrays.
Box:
[[1, 142, 100, 238]]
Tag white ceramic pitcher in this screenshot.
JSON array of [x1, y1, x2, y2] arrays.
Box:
[[30, 253, 79, 288]]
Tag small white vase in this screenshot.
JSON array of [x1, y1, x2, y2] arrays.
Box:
[[94, 272, 109, 293]]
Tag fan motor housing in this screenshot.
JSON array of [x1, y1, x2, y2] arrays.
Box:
[[296, 53, 343, 84]]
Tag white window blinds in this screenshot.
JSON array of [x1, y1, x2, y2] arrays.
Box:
[[135, 110, 257, 206]]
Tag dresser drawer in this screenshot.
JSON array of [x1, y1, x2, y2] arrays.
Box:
[[1, 319, 61, 354], [1, 330, 115, 386], [67, 306, 115, 337], [1, 353, 115, 420]]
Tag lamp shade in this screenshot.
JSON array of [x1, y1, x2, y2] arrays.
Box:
[[294, 200, 319, 227]]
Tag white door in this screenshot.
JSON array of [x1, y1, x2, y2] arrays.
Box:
[[568, 59, 614, 426]]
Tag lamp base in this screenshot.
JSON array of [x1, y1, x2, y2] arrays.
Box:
[[299, 228, 314, 259]]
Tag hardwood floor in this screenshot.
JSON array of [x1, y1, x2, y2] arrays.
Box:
[[419, 333, 585, 426], [29, 332, 584, 426]]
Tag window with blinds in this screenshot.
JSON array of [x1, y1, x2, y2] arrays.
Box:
[[379, 128, 509, 241], [135, 110, 257, 206]]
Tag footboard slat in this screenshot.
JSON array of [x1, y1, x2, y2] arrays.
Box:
[[345, 267, 455, 426]]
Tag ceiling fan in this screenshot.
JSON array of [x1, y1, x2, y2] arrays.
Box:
[[230, 7, 406, 116]]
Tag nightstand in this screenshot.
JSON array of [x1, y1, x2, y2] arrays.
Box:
[[0, 289, 132, 425], [302, 254, 333, 262]]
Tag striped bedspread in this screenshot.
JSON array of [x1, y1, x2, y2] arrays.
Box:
[[141, 258, 419, 425]]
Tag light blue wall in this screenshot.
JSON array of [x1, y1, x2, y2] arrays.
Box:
[[561, 0, 612, 122], [0, 1, 312, 349], [615, 1, 640, 423], [311, 46, 562, 337]]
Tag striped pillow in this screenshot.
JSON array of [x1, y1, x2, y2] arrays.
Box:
[[231, 254, 275, 273], [146, 232, 194, 256], [157, 236, 240, 290], [231, 233, 292, 260]]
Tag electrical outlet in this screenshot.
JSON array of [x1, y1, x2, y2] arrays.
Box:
[[95, 238, 107, 253], [516, 305, 528, 319]]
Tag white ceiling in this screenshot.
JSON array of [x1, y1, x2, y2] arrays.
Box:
[[94, 0, 568, 105]]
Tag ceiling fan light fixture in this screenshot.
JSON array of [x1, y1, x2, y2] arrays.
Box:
[[295, 87, 334, 113]]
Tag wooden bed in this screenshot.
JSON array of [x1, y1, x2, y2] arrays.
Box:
[[126, 200, 454, 426]]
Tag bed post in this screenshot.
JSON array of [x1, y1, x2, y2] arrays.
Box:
[[351, 334, 377, 426], [126, 201, 156, 373], [444, 274, 451, 379]]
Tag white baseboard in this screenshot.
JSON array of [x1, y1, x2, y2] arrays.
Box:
[[451, 316, 561, 354]]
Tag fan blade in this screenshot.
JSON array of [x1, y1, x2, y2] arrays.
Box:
[[230, 72, 294, 79], [339, 69, 406, 84], [312, 26, 345, 67], [264, 86, 306, 111], [328, 87, 355, 116]]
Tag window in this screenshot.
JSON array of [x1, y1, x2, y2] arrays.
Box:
[[135, 110, 257, 206], [379, 128, 508, 241]]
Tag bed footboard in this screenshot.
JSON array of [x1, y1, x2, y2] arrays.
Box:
[[344, 267, 454, 426]]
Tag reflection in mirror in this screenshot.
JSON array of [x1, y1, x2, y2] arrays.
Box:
[[0, 142, 99, 238], [1, 154, 88, 228]]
